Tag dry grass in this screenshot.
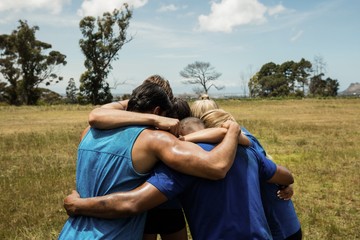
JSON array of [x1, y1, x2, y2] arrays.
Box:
[[0, 99, 359, 239]]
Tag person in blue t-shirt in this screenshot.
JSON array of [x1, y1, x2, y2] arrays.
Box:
[[62, 115, 294, 239], [198, 109, 302, 240]]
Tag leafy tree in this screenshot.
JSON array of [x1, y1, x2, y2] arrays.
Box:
[[249, 59, 314, 98], [0, 20, 66, 105], [248, 72, 261, 97], [37, 88, 64, 105], [293, 58, 312, 96], [66, 78, 78, 104], [255, 62, 289, 97], [79, 5, 132, 105], [309, 73, 339, 97], [180, 61, 224, 94]]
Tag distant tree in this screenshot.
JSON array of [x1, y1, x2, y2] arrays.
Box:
[[248, 72, 261, 97], [0, 81, 7, 102], [180, 61, 224, 95], [313, 55, 327, 76], [66, 78, 78, 104], [309, 73, 339, 97], [0, 20, 66, 105], [249, 59, 313, 98], [293, 58, 312, 96], [37, 88, 63, 105], [256, 62, 290, 97], [324, 77, 339, 96], [79, 4, 133, 105]]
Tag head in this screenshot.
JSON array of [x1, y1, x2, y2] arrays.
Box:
[[168, 97, 191, 120], [127, 82, 172, 116], [190, 99, 219, 118], [179, 117, 205, 136], [143, 75, 174, 101], [200, 109, 236, 128]]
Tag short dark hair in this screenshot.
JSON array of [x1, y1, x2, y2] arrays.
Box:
[[168, 97, 191, 120], [127, 82, 172, 114]]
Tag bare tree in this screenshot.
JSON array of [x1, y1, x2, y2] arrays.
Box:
[[180, 61, 224, 94], [313, 55, 327, 76]]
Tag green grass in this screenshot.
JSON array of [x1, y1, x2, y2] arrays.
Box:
[[1, 99, 359, 239]]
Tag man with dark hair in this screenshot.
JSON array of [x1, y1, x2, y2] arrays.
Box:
[[59, 82, 241, 239]]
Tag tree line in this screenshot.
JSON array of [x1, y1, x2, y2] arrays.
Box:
[[248, 58, 339, 98], [0, 5, 340, 106]]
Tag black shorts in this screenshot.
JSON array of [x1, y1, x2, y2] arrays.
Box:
[[285, 228, 302, 240], [143, 208, 186, 234]]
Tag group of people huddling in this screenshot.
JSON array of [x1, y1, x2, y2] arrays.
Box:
[[58, 75, 302, 240]]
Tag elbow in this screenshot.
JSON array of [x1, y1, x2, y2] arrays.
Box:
[[88, 109, 101, 127], [283, 168, 294, 186], [287, 172, 294, 185], [208, 164, 228, 180]]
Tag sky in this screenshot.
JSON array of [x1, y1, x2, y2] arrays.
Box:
[[0, 0, 359, 96]]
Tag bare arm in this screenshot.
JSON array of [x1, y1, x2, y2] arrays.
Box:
[[100, 99, 129, 110], [150, 121, 240, 180], [267, 165, 294, 186], [88, 107, 180, 134], [182, 127, 251, 146], [64, 183, 167, 219]]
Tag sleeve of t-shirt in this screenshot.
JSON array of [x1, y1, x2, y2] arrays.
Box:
[[256, 149, 277, 181], [146, 163, 196, 200], [241, 127, 267, 157]]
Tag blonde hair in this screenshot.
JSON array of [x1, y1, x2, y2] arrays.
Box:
[[190, 99, 219, 118], [143, 75, 174, 100], [200, 109, 236, 128]]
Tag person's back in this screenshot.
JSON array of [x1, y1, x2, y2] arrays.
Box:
[[148, 143, 276, 240], [59, 126, 149, 239], [59, 82, 173, 239], [241, 127, 301, 240]]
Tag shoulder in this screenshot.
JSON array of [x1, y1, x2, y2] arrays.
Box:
[[139, 129, 177, 148]]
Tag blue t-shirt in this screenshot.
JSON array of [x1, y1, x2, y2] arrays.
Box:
[[242, 127, 301, 240], [59, 126, 149, 240], [147, 143, 276, 240]]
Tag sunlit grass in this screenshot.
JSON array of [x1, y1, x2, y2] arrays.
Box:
[[1, 99, 359, 239]]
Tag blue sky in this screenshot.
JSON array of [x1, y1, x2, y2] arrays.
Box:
[[0, 0, 359, 95]]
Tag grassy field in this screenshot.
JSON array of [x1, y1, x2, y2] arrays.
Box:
[[0, 99, 359, 239]]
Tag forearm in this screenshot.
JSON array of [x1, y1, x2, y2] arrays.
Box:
[[209, 123, 240, 178], [88, 108, 158, 129], [238, 132, 251, 146], [65, 184, 168, 219], [183, 128, 226, 143], [268, 165, 294, 186], [183, 128, 250, 147], [176, 123, 239, 180], [73, 194, 132, 219]]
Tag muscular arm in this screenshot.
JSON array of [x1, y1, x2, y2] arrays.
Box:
[[64, 183, 167, 219], [150, 121, 240, 180], [183, 127, 251, 146], [267, 165, 294, 186], [88, 107, 180, 134]]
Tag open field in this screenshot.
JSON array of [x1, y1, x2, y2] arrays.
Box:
[[0, 99, 359, 239]]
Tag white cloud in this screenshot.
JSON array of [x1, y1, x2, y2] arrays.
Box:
[[157, 4, 178, 13], [267, 4, 285, 16], [0, 0, 70, 14], [290, 30, 303, 42], [77, 0, 148, 17], [197, 0, 287, 33]]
